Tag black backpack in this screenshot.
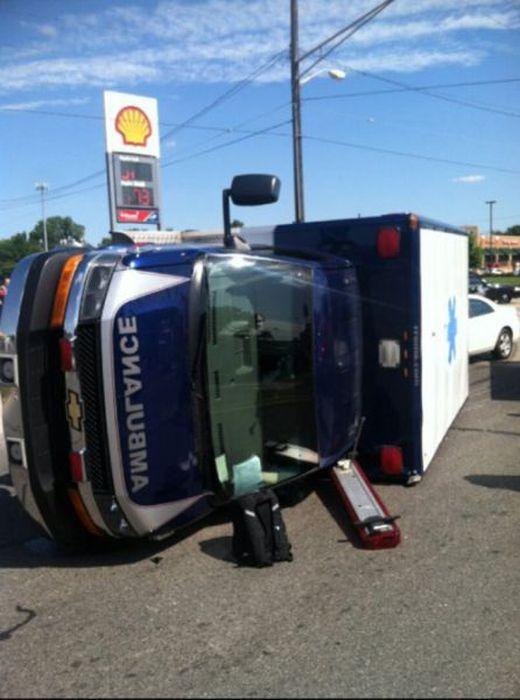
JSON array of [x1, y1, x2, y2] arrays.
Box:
[[231, 489, 293, 567]]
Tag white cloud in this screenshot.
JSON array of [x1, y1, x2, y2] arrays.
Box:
[[36, 24, 58, 39], [0, 97, 90, 110], [0, 56, 160, 91], [453, 174, 486, 183], [0, 0, 515, 94]]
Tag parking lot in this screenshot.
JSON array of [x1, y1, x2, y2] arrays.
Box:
[[1, 327, 519, 698]]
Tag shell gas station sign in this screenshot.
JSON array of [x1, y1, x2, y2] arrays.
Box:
[[104, 91, 162, 229]]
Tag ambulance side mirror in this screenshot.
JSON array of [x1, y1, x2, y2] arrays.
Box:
[[230, 174, 280, 206], [223, 174, 281, 248]]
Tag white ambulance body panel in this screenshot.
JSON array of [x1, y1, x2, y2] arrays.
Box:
[[419, 227, 468, 470]]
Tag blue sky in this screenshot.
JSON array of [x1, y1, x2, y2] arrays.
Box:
[[1, 0, 519, 244]]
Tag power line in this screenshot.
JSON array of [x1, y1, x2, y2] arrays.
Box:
[[0, 48, 289, 206], [0, 104, 289, 135], [0, 120, 291, 212], [0, 113, 290, 207], [159, 48, 288, 142], [303, 77, 520, 102], [298, 0, 394, 73], [292, 0, 396, 221], [0, 171, 105, 204], [4, 109, 520, 214], [479, 3, 520, 30], [4, 73, 519, 203], [3, 76, 519, 126], [341, 67, 520, 119], [299, 0, 395, 80], [162, 119, 291, 168], [161, 100, 292, 161], [0, 183, 106, 213], [303, 132, 520, 175], [5, 114, 520, 215]]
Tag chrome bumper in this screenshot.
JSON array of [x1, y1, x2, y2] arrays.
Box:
[[0, 254, 50, 534]]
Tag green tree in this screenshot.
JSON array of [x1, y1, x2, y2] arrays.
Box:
[[469, 232, 483, 269], [0, 232, 40, 278], [0, 216, 87, 278], [506, 225, 520, 236], [29, 216, 85, 249], [231, 219, 244, 228]]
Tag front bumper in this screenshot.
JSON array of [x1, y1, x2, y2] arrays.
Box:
[[0, 251, 96, 545]]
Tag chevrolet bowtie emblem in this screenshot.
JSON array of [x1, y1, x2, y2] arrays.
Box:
[[66, 390, 84, 432]]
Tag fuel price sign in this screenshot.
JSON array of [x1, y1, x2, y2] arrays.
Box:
[[113, 153, 160, 224], [104, 91, 162, 230]]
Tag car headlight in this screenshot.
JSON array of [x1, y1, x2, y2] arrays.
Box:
[[79, 254, 118, 321]]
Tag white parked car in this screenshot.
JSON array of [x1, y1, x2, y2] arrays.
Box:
[[469, 294, 519, 359]]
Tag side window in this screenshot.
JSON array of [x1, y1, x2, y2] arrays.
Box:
[[469, 299, 493, 318]]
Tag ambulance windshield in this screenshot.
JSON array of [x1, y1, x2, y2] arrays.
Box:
[[204, 255, 318, 495]]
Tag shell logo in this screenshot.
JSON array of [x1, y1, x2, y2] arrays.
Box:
[[115, 105, 152, 147]]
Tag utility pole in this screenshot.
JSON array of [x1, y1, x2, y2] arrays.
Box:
[[486, 199, 496, 272], [289, 0, 394, 224], [290, 0, 304, 223], [35, 182, 49, 252]]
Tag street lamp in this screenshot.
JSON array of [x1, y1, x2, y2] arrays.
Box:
[[485, 200, 496, 272], [299, 67, 347, 86], [291, 66, 345, 223], [35, 182, 49, 252]]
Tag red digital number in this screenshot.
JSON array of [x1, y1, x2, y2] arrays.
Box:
[[134, 188, 151, 206], [121, 169, 135, 181]]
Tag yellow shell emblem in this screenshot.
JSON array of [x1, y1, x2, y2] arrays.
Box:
[[115, 106, 152, 147]]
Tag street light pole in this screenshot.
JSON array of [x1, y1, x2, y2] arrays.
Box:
[[486, 199, 496, 272], [35, 182, 49, 252], [290, 0, 305, 223]]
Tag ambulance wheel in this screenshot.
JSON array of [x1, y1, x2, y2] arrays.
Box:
[[493, 328, 513, 360]]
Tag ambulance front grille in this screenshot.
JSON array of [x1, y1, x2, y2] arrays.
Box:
[[75, 323, 113, 494]]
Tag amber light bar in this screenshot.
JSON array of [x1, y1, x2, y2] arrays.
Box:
[[67, 488, 103, 537], [50, 254, 84, 329]]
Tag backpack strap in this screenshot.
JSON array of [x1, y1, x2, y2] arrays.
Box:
[[269, 496, 293, 562]]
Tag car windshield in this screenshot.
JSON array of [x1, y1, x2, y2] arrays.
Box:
[[203, 254, 318, 496]]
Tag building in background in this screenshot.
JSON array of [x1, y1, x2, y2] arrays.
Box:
[[462, 225, 520, 273]]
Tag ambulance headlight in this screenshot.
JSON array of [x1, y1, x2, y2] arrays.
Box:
[[79, 255, 117, 321]]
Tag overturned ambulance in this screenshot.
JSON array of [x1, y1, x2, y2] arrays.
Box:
[[0, 176, 362, 547]]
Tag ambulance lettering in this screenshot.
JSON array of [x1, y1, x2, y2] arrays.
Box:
[[117, 316, 149, 493]]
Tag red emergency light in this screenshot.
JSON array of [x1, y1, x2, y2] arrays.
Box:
[[59, 338, 75, 372], [377, 226, 400, 258], [69, 451, 86, 483], [379, 445, 404, 475]]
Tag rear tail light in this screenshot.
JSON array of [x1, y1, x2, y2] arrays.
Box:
[[59, 337, 75, 372], [380, 445, 404, 475], [51, 254, 84, 329], [377, 227, 400, 258], [69, 450, 86, 482]]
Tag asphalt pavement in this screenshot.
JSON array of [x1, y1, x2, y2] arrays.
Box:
[[1, 339, 519, 698]]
